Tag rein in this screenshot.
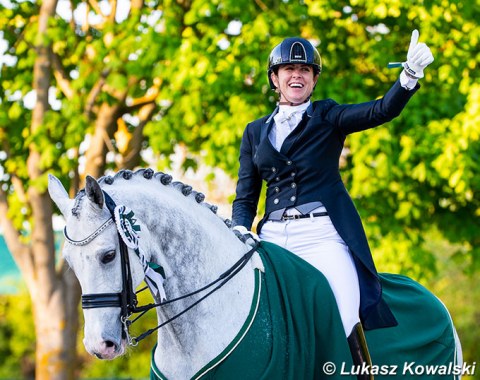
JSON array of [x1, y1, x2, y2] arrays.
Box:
[[131, 244, 258, 344], [64, 190, 259, 346]]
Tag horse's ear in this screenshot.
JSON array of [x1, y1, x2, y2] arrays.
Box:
[[48, 174, 74, 217], [85, 175, 104, 210]]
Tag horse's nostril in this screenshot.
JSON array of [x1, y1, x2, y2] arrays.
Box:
[[105, 340, 115, 349]]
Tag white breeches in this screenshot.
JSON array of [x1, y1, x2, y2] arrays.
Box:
[[259, 207, 360, 336]]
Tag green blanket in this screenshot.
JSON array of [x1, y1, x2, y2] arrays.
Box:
[[151, 242, 459, 379], [366, 273, 460, 379], [151, 241, 353, 379]]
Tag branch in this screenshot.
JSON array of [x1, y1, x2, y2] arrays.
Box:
[[254, 0, 268, 12], [84, 68, 110, 119], [82, 2, 90, 33], [88, 0, 106, 18], [27, 0, 61, 297], [84, 102, 123, 178], [11, 175, 27, 203], [109, 0, 117, 22], [125, 91, 159, 112], [102, 127, 116, 154], [68, 0, 75, 30], [68, 148, 81, 196], [119, 101, 157, 169], [130, 0, 144, 11], [50, 49, 75, 100], [124, 78, 161, 112]]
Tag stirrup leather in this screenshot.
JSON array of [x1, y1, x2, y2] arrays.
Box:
[[347, 322, 374, 380]]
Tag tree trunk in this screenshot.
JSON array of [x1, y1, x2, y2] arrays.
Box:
[[84, 103, 123, 178], [33, 269, 80, 380], [24, 0, 81, 378], [120, 102, 157, 169]]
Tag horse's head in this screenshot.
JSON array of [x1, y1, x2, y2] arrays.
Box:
[[48, 174, 145, 359]]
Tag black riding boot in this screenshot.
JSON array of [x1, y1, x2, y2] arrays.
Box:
[[347, 322, 374, 380]]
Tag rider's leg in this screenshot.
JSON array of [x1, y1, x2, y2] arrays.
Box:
[[260, 209, 375, 379], [260, 209, 360, 335]]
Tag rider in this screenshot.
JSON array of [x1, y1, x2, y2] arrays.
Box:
[[232, 31, 434, 377]]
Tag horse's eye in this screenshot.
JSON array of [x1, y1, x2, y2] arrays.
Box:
[[101, 251, 116, 264]]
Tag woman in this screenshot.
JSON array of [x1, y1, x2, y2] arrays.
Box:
[[232, 31, 433, 375]]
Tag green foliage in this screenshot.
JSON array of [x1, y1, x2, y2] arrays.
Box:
[[422, 229, 480, 372], [0, 290, 35, 378]]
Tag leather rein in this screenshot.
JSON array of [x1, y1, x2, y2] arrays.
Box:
[[64, 190, 258, 346]]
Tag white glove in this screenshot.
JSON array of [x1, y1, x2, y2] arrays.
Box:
[[402, 29, 434, 79], [232, 225, 259, 247]]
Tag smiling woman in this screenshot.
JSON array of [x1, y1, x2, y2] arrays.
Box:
[[267, 38, 322, 106], [270, 64, 318, 106], [231, 33, 435, 380]]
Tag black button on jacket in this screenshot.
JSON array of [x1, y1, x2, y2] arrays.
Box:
[[232, 79, 419, 330]]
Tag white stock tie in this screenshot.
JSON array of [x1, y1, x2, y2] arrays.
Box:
[[271, 102, 310, 151]]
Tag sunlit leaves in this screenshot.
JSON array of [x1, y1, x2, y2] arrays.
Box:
[[0, 291, 35, 378], [1, 0, 478, 275]]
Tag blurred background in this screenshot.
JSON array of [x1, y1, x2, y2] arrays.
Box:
[[0, 0, 479, 378]]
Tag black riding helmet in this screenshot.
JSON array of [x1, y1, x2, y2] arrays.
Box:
[[267, 37, 322, 90]]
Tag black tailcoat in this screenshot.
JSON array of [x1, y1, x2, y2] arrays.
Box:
[[232, 80, 419, 330]]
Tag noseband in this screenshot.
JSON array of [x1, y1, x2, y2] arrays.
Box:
[[64, 190, 258, 345]]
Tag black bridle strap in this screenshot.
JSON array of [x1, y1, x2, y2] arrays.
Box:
[[103, 192, 138, 323], [119, 229, 136, 322], [82, 293, 122, 308], [132, 242, 259, 343]]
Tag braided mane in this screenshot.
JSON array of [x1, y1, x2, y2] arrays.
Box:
[[73, 168, 233, 228]]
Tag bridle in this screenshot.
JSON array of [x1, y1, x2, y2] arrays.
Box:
[[64, 190, 258, 345]]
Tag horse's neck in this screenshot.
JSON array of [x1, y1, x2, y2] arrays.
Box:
[[112, 183, 257, 379], [150, 208, 257, 379]]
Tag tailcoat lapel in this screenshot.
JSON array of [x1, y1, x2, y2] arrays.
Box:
[[260, 106, 279, 143]]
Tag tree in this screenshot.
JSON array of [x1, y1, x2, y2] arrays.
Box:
[[305, 0, 480, 277], [1, 1, 81, 378], [0, 0, 307, 377], [0, 0, 479, 377], [1, 0, 167, 378]]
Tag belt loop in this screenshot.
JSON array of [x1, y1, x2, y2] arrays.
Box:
[[309, 212, 314, 221]]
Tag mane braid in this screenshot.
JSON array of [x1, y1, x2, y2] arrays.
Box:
[[92, 168, 232, 226]]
